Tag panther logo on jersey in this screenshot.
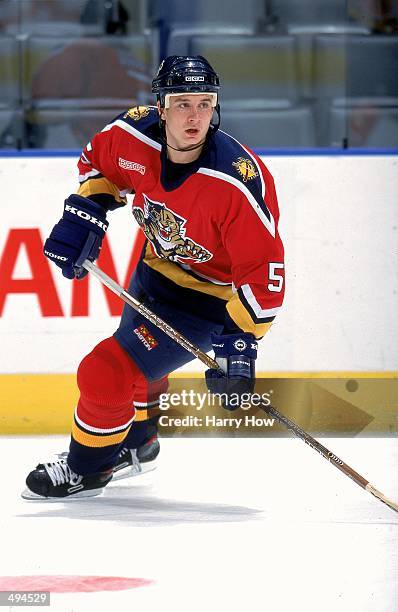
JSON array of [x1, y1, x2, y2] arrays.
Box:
[[132, 195, 212, 264], [124, 106, 150, 121], [232, 157, 259, 183]]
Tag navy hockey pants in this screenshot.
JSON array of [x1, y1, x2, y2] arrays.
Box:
[[114, 272, 224, 381]]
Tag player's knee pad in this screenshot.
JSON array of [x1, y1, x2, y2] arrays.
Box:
[[77, 336, 145, 407]]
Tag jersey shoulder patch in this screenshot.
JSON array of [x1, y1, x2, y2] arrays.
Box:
[[200, 129, 265, 200], [231, 155, 259, 184], [120, 105, 159, 132], [198, 130, 275, 237], [207, 130, 263, 188], [103, 105, 161, 149]]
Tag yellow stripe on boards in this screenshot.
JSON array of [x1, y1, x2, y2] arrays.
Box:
[[0, 374, 78, 434], [170, 371, 398, 379], [0, 372, 397, 434]]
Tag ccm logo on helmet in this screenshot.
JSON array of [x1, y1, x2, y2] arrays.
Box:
[[185, 76, 205, 82], [65, 204, 108, 231]]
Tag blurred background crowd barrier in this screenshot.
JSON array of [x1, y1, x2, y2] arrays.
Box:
[[0, 0, 397, 150]]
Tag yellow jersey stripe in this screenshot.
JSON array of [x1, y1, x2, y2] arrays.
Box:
[[77, 177, 127, 204], [143, 244, 233, 301], [227, 292, 272, 338]]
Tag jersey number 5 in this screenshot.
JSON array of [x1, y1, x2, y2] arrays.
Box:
[[268, 262, 284, 292]]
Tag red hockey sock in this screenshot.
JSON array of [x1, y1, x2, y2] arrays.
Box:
[[69, 336, 147, 475]]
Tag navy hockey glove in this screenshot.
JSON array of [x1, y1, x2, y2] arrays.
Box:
[[205, 333, 258, 411], [43, 194, 108, 279]]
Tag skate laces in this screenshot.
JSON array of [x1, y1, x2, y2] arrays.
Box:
[[44, 459, 82, 487]]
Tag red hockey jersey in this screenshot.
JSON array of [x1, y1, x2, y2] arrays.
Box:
[[77, 106, 285, 338]]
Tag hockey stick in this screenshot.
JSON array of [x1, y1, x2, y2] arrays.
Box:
[[263, 405, 398, 513], [83, 259, 398, 514], [82, 260, 218, 369]]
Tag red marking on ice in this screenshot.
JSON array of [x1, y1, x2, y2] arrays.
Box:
[[0, 576, 153, 593]]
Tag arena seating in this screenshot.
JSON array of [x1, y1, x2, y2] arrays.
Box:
[[313, 34, 398, 145], [190, 35, 300, 107], [221, 106, 316, 148], [0, 0, 396, 149]]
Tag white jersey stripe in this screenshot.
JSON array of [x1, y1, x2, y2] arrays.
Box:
[[78, 168, 101, 182], [197, 167, 275, 238], [102, 118, 162, 151], [74, 410, 135, 434], [241, 283, 281, 319], [179, 262, 232, 286]]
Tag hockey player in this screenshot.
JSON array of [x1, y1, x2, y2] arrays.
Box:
[[23, 55, 285, 499]]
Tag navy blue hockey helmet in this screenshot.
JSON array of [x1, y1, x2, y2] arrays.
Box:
[[152, 55, 220, 108]]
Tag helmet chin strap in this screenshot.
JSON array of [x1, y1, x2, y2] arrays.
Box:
[[162, 137, 207, 153]]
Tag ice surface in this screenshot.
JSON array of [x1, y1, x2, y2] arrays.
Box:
[[1, 436, 397, 612]]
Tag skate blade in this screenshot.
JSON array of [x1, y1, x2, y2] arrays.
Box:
[[111, 460, 157, 482], [21, 487, 105, 501]]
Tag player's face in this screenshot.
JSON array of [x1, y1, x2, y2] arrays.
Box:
[[160, 94, 214, 151]]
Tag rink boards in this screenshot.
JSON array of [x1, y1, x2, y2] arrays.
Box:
[[0, 153, 397, 433]]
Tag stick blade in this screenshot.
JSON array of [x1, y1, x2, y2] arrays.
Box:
[[366, 483, 398, 513]]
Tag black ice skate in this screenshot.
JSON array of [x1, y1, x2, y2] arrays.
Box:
[[21, 457, 113, 500], [112, 435, 160, 481]]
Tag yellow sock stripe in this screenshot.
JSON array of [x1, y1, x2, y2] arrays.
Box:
[[134, 406, 161, 422], [71, 420, 132, 448]]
